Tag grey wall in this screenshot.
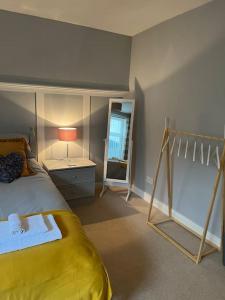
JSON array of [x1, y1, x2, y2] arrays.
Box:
[[0, 10, 131, 90], [130, 0, 225, 238], [0, 91, 36, 133], [0, 91, 36, 152]]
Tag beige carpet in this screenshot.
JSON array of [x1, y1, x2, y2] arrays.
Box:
[[69, 191, 225, 300]]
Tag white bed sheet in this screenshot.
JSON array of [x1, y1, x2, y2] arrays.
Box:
[[0, 159, 70, 218]]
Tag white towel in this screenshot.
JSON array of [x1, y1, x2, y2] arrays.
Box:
[[0, 215, 62, 254], [8, 213, 25, 235], [4, 214, 49, 241], [24, 214, 49, 235]]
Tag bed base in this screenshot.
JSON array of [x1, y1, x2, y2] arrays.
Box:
[[147, 217, 218, 264]]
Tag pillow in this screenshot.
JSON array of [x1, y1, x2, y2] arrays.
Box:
[[0, 134, 35, 158], [0, 153, 24, 183], [0, 133, 29, 142], [0, 138, 33, 176]]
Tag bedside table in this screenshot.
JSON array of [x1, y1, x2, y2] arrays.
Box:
[[43, 158, 96, 200]]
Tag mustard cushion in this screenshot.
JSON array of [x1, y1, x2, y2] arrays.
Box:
[[0, 138, 33, 177]]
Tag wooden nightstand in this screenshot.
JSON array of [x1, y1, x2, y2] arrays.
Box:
[[43, 158, 96, 200]]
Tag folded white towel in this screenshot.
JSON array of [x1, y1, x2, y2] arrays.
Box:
[[0, 215, 62, 254], [6, 214, 48, 240], [8, 213, 25, 235], [24, 214, 49, 235]]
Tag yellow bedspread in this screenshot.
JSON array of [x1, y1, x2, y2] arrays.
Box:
[[0, 210, 112, 300]]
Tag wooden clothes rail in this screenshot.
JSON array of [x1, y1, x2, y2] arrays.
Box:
[[147, 126, 225, 264]]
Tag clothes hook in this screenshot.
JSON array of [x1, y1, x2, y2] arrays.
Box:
[[184, 139, 189, 159], [206, 144, 211, 166], [177, 138, 182, 157], [170, 136, 176, 156], [201, 143, 204, 165], [216, 146, 220, 169], [193, 141, 197, 162]]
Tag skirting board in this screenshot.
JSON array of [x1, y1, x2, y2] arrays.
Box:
[[131, 185, 221, 248]]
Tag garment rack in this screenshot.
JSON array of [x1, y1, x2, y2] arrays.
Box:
[[147, 121, 225, 264]]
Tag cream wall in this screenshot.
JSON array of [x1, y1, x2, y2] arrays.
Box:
[[0, 91, 36, 133], [44, 94, 84, 160], [0, 83, 128, 163]]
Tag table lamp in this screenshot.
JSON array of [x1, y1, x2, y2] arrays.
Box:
[[58, 127, 77, 159]]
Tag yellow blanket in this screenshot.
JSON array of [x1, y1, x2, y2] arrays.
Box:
[[0, 210, 112, 300]]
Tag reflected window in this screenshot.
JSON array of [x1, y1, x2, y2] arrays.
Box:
[[108, 113, 128, 160]]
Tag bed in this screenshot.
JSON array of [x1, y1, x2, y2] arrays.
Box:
[[0, 158, 112, 300], [0, 159, 70, 218]]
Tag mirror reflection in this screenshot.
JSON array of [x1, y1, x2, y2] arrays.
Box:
[[106, 102, 133, 181]]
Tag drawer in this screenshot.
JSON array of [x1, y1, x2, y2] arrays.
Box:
[[50, 167, 95, 186], [58, 182, 95, 200]]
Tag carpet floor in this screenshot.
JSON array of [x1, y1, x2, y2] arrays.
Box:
[[69, 191, 225, 300]]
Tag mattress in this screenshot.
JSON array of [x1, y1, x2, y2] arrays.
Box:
[[0, 159, 70, 218]]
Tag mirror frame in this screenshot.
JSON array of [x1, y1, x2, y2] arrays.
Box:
[[103, 98, 135, 185]]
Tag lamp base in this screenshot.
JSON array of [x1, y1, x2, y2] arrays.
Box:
[[62, 156, 77, 167], [66, 143, 69, 159]]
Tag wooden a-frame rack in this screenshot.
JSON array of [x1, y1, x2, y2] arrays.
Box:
[[147, 121, 225, 264]]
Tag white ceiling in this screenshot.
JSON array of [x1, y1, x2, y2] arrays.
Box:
[[0, 0, 212, 36]]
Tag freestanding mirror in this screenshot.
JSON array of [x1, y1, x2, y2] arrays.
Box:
[[100, 98, 135, 201]]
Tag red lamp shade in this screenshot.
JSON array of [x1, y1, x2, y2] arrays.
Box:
[[58, 128, 77, 141]]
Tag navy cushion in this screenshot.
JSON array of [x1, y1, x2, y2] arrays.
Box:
[[0, 153, 24, 183]]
